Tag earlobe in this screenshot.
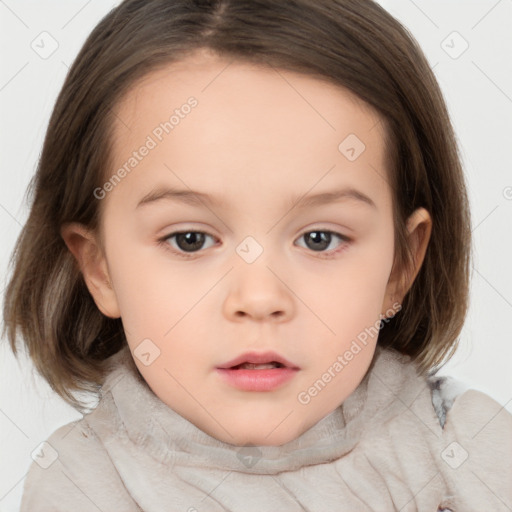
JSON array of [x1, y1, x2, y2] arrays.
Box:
[[60, 223, 121, 318]]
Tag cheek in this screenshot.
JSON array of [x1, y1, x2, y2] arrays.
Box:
[[297, 233, 395, 391], [310, 233, 394, 330], [106, 232, 217, 349], [105, 231, 171, 332], [106, 211, 394, 347]]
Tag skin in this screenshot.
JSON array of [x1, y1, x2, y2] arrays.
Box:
[[62, 49, 431, 447]]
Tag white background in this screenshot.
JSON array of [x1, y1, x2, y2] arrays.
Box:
[[1, 1, 511, 510]]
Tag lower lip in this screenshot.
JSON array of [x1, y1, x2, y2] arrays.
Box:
[[216, 367, 298, 391]]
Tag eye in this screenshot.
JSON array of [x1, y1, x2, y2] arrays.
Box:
[[295, 230, 350, 257], [160, 231, 217, 257], [158, 229, 350, 259]]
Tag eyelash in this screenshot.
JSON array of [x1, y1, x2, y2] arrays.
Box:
[[157, 229, 351, 260]]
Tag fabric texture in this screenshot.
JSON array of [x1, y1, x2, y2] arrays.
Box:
[[20, 344, 512, 511]]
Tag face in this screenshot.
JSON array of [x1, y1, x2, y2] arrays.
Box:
[[72, 49, 425, 446]]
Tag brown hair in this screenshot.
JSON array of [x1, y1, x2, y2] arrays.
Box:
[[2, 0, 471, 413]]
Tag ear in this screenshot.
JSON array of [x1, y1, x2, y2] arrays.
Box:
[[382, 207, 432, 315], [60, 223, 121, 318]]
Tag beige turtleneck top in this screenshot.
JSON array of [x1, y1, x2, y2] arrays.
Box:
[[20, 344, 512, 511]]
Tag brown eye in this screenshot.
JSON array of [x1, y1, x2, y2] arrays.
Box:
[[163, 231, 216, 255], [174, 232, 206, 252], [303, 231, 332, 251], [295, 230, 350, 255]]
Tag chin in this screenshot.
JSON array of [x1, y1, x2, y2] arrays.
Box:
[[224, 431, 297, 447], [217, 418, 306, 447]]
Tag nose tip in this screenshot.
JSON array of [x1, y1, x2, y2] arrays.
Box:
[[224, 264, 294, 322], [234, 309, 286, 320]]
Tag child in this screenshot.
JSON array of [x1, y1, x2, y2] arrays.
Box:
[[3, 0, 511, 510]]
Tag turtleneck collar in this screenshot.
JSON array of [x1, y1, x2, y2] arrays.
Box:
[[96, 344, 424, 475]]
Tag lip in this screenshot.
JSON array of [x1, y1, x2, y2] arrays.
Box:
[[217, 350, 300, 370], [216, 350, 300, 392], [216, 367, 298, 391]]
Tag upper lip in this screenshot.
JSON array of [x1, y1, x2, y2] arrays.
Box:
[[217, 351, 300, 370]]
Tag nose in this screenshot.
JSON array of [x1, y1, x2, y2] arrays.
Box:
[[223, 259, 295, 323]]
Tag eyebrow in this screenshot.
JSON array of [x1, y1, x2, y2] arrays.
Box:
[[136, 186, 377, 210]]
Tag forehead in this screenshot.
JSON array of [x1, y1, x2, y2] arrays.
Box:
[[113, 49, 384, 139], [107, 50, 391, 211]]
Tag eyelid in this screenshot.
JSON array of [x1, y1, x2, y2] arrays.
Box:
[[294, 229, 351, 258], [158, 226, 352, 259], [159, 230, 218, 259]]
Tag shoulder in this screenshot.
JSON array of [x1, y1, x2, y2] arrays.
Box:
[[439, 386, 512, 508], [426, 374, 470, 428], [448, 386, 512, 424], [443, 386, 512, 448], [427, 373, 512, 468], [427, 372, 512, 439], [20, 417, 140, 512]]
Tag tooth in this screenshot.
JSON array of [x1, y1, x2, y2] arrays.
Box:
[[238, 362, 279, 370]]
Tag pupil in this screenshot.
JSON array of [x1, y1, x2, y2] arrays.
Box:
[[306, 231, 330, 251], [174, 232, 331, 253], [176, 232, 205, 252]]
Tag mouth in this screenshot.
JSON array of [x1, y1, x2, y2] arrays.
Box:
[[229, 361, 285, 370], [217, 351, 300, 370], [216, 351, 300, 391]]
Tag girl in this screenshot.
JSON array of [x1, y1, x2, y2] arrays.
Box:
[[3, 0, 511, 510]]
